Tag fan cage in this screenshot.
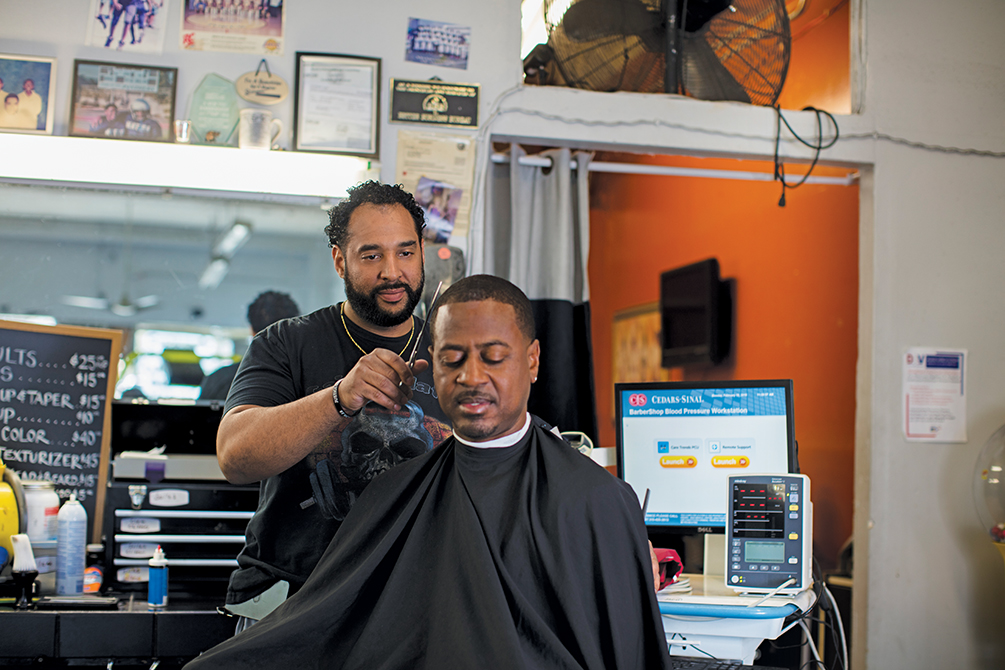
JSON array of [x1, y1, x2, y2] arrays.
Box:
[[538, 0, 790, 106]]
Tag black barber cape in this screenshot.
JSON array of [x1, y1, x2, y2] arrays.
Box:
[[187, 423, 670, 669]]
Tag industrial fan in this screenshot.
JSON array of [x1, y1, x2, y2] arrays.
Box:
[[524, 0, 791, 106]]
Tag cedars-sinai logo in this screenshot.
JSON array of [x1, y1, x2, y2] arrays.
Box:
[[629, 393, 647, 407]]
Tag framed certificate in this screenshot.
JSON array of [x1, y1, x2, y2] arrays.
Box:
[[293, 52, 380, 158]]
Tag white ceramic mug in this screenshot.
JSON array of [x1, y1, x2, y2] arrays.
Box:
[[239, 108, 283, 150]]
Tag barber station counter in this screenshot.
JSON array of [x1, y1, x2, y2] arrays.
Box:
[[0, 597, 233, 667]]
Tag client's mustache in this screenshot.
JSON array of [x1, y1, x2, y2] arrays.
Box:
[[456, 392, 494, 405]]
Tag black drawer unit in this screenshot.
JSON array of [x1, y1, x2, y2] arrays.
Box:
[[101, 480, 260, 600]]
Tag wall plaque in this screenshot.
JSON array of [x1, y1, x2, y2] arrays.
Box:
[[236, 59, 289, 105], [390, 79, 478, 128]]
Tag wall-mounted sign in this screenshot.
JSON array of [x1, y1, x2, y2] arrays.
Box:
[[0, 319, 122, 543], [902, 347, 967, 443], [236, 59, 289, 105], [390, 79, 478, 128]]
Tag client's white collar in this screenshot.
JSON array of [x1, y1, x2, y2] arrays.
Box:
[[454, 413, 531, 449]]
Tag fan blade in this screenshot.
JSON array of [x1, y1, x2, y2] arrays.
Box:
[[133, 295, 160, 309], [562, 0, 662, 43], [110, 302, 138, 317], [62, 295, 110, 310], [681, 30, 751, 103]]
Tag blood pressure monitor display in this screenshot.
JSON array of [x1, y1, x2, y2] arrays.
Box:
[[743, 541, 786, 563], [726, 474, 812, 594]]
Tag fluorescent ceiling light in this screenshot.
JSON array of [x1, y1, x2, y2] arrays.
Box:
[[199, 257, 230, 290], [0, 134, 380, 202], [213, 221, 252, 258], [0, 313, 57, 326]]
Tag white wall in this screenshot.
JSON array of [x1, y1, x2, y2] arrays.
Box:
[[0, 0, 520, 175], [4, 0, 1005, 667], [861, 1, 1005, 667]]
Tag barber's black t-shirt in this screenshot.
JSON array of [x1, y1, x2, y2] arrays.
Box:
[[224, 304, 452, 604]]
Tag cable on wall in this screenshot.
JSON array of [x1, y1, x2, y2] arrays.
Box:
[[840, 131, 1005, 158], [774, 106, 840, 207]]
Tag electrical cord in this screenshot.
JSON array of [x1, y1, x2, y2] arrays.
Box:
[[480, 86, 1005, 159], [667, 632, 716, 659], [470, 85, 1005, 235], [809, 558, 847, 670], [797, 619, 823, 668], [773, 106, 840, 206], [769, 558, 846, 670], [840, 131, 1005, 158], [822, 582, 849, 670]]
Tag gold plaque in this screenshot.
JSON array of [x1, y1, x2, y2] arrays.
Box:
[[236, 59, 288, 105]]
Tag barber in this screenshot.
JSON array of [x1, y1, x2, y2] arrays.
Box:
[[216, 181, 452, 628]]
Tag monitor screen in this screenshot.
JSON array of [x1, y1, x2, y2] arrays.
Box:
[[615, 380, 796, 532]]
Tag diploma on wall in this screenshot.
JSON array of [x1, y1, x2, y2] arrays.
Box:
[[293, 53, 380, 157]]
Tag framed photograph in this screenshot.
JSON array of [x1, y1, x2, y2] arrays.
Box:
[[0, 53, 57, 135], [69, 60, 177, 142], [293, 52, 380, 158]]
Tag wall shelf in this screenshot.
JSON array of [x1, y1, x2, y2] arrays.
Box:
[[0, 133, 379, 205]]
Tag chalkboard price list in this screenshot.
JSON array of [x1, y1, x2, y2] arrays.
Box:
[[0, 323, 120, 538]]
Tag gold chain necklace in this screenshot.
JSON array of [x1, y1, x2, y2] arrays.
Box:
[[340, 302, 414, 357]]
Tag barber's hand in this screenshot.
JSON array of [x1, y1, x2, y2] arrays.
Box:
[[337, 349, 430, 414], [649, 541, 660, 592]]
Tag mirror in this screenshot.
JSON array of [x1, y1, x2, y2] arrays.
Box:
[[0, 182, 345, 396]]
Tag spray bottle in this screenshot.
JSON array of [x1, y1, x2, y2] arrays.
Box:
[[147, 545, 169, 610], [56, 493, 87, 595]]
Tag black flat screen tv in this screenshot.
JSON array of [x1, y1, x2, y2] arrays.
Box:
[[660, 258, 732, 368]]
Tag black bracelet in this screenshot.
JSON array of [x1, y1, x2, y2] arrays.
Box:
[[332, 379, 358, 419]]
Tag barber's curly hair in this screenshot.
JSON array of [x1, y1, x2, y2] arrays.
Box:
[[324, 181, 426, 249]]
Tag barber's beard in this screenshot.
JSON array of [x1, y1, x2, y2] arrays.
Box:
[[343, 266, 425, 329]]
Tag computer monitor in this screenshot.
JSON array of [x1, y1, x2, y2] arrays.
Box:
[[615, 379, 797, 544]]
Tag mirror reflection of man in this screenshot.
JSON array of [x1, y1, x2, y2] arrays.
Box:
[[198, 291, 300, 401], [216, 181, 451, 630], [185, 275, 671, 669]]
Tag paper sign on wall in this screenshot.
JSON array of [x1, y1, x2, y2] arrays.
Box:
[[395, 130, 475, 239], [902, 347, 967, 442]]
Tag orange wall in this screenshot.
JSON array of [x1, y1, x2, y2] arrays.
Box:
[[589, 154, 858, 568], [777, 0, 852, 113]]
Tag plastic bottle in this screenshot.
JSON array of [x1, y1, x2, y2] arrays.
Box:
[[23, 480, 60, 542], [56, 493, 87, 595], [147, 545, 168, 610], [83, 543, 105, 594]]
